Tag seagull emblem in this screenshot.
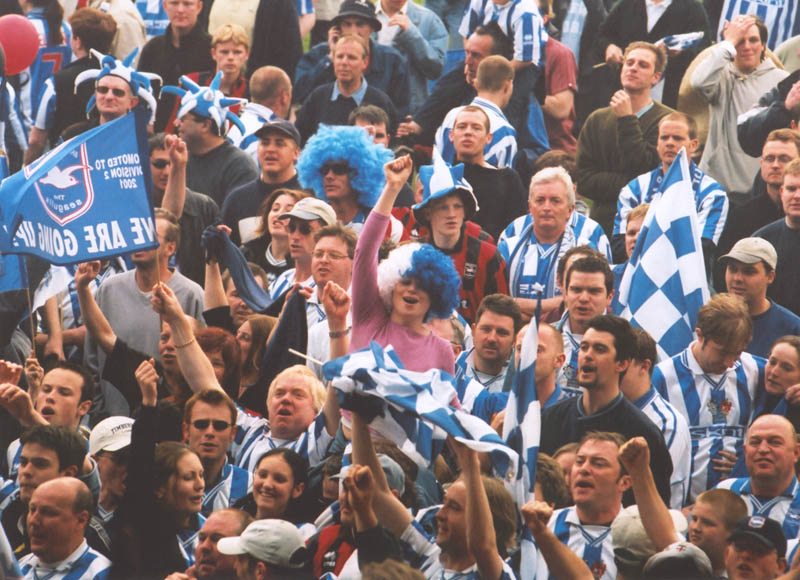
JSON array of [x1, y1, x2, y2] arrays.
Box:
[[39, 165, 90, 189]]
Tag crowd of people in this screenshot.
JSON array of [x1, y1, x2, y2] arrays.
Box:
[[0, 0, 799, 577]]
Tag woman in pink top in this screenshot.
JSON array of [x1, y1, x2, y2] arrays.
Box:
[[350, 156, 460, 374]]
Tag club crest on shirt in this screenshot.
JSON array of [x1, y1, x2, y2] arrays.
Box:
[[590, 560, 607, 579], [707, 397, 732, 422]]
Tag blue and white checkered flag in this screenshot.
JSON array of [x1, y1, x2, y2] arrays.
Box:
[[617, 148, 709, 361], [502, 314, 540, 580], [657, 31, 704, 52], [323, 342, 519, 477]]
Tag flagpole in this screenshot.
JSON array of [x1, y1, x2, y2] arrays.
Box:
[[24, 286, 36, 353]]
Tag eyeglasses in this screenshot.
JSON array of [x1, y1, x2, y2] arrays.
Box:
[[191, 419, 233, 431], [312, 250, 349, 261], [287, 220, 313, 235], [319, 162, 351, 176], [96, 85, 128, 97], [151, 159, 170, 169]]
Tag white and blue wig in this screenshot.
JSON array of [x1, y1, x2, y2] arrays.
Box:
[[296, 125, 393, 208], [74, 48, 161, 123], [161, 72, 247, 135], [377, 242, 461, 321]]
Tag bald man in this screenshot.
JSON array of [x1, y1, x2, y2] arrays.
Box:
[[715, 415, 800, 539], [19, 478, 111, 580], [228, 66, 293, 164]]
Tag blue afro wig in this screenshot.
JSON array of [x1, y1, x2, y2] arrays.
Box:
[[296, 125, 394, 208], [377, 243, 462, 321]]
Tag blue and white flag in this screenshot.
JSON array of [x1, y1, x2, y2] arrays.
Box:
[[717, 0, 799, 50], [502, 314, 540, 580], [657, 31, 704, 52], [617, 149, 709, 361], [322, 342, 519, 476], [0, 109, 157, 265]]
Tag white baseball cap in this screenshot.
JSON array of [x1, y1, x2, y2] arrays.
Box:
[[89, 416, 133, 455], [217, 519, 307, 568]]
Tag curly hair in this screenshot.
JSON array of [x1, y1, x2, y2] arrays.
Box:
[[296, 125, 394, 208], [377, 243, 461, 321]]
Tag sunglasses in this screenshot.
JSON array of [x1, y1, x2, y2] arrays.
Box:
[[319, 162, 351, 176], [191, 419, 233, 431], [96, 85, 128, 97], [287, 220, 313, 235], [151, 159, 170, 169]]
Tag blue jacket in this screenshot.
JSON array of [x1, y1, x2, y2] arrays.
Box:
[[294, 39, 411, 116], [383, 1, 447, 113]]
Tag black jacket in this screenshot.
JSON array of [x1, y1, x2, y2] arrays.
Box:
[[737, 69, 800, 157]]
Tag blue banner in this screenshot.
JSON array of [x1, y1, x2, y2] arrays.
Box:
[[0, 109, 157, 265]]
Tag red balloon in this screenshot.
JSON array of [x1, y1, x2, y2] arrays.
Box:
[[0, 14, 41, 76]]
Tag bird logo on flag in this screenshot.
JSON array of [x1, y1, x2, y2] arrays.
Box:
[[32, 144, 95, 226]]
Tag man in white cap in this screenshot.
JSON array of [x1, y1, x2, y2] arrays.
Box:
[[267, 197, 337, 305], [89, 416, 133, 524], [719, 237, 800, 358], [217, 519, 315, 580]]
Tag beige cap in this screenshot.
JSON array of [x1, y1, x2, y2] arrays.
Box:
[[279, 197, 337, 226], [719, 237, 777, 269]]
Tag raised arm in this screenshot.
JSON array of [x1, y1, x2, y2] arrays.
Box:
[[618, 437, 678, 550], [203, 226, 232, 311], [75, 261, 117, 355], [350, 408, 413, 538], [151, 282, 223, 393], [320, 280, 348, 437], [521, 501, 593, 580], [374, 155, 413, 216], [451, 439, 503, 580], [159, 135, 188, 219]]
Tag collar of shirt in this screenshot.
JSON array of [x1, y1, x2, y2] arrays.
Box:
[[632, 386, 658, 409], [375, 0, 408, 18], [644, 0, 672, 32], [682, 341, 735, 378], [30, 540, 90, 574], [243, 102, 277, 122], [331, 78, 369, 105], [636, 101, 655, 118]]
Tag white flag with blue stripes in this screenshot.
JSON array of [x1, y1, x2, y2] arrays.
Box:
[[502, 317, 540, 580], [617, 148, 709, 361], [323, 342, 519, 477], [656, 31, 705, 52]]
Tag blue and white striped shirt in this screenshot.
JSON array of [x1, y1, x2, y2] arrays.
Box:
[[435, 97, 517, 169], [20, 13, 72, 126], [135, 0, 169, 38], [201, 460, 253, 516], [633, 387, 692, 509], [459, 0, 547, 66], [653, 345, 766, 502], [554, 311, 581, 391], [537, 506, 617, 580], [19, 541, 110, 580], [718, 0, 799, 50], [455, 348, 510, 394], [716, 477, 800, 540], [231, 405, 333, 471], [499, 212, 611, 300], [613, 162, 729, 245], [177, 513, 206, 568]]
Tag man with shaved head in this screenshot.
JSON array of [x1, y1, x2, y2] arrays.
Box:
[[165, 508, 253, 580], [19, 477, 111, 580], [715, 414, 800, 539]]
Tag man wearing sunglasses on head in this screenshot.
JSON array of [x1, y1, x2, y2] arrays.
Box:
[[182, 390, 252, 516], [268, 198, 338, 312]]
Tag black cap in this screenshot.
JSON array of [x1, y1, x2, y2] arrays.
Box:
[[332, 0, 381, 31], [254, 118, 301, 145], [728, 516, 786, 558]]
